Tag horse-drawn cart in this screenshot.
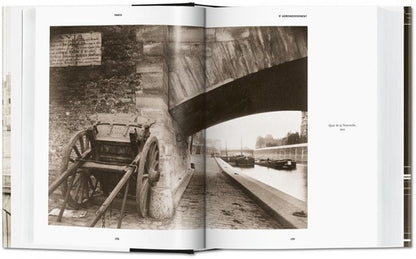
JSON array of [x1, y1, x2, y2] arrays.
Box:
[[48, 116, 160, 228]]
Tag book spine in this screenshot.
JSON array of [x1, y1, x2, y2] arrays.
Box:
[[404, 6, 412, 248]]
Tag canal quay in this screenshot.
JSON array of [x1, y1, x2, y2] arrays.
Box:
[[203, 155, 283, 229], [213, 156, 307, 229]]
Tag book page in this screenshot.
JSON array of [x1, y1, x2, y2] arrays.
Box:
[[204, 6, 403, 249], [2, 7, 20, 249], [25, 5, 206, 251], [2, 6, 30, 249]]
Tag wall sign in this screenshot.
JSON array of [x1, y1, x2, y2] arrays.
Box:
[[50, 32, 102, 67]]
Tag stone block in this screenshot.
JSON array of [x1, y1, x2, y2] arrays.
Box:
[[172, 170, 193, 208], [160, 141, 173, 156], [158, 156, 173, 176], [205, 46, 212, 57], [140, 109, 164, 120], [159, 116, 175, 129], [168, 72, 185, 108], [148, 186, 174, 219], [144, 42, 164, 56], [167, 43, 205, 57], [136, 95, 167, 110], [136, 26, 166, 42], [166, 56, 204, 98], [141, 72, 164, 91], [136, 57, 164, 73], [205, 28, 216, 42], [215, 27, 250, 42], [168, 26, 204, 43]]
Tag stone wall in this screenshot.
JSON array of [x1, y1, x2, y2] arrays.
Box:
[[206, 27, 307, 90], [168, 26, 307, 109], [135, 26, 195, 200], [166, 27, 205, 109]]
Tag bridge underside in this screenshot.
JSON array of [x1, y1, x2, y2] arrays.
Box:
[[170, 57, 307, 136]]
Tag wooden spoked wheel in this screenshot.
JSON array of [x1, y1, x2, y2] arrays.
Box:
[[60, 130, 98, 209], [136, 136, 159, 217]]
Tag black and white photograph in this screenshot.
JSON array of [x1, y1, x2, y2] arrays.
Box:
[[47, 25, 307, 230]]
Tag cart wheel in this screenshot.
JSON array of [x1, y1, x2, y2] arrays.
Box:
[[136, 136, 159, 217], [60, 130, 98, 209]]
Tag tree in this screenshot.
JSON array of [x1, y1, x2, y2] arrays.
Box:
[[255, 136, 266, 148], [256, 131, 303, 148], [287, 132, 300, 145]]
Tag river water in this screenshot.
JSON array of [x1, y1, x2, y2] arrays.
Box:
[[234, 163, 307, 202]]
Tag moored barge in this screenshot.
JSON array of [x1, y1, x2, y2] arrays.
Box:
[[220, 155, 255, 168], [255, 159, 296, 170]]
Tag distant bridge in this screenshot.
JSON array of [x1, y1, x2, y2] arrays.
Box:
[[220, 149, 254, 157], [254, 143, 308, 163]]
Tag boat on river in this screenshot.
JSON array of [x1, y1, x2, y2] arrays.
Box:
[[220, 155, 255, 168], [235, 155, 255, 168], [255, 158, 297, 170], [220, 137, 254, 168]]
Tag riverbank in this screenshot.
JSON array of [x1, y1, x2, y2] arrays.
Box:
[[214, 157, 307, 229]]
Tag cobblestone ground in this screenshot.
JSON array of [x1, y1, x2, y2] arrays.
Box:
[[204, 156, 282, 229], [48, 169, 204, 229], [48, 155, 280, 229]]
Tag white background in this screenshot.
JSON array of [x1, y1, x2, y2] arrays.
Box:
[[1, 0, 415, 258]]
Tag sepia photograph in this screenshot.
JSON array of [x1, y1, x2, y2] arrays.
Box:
[[47, 25, 307, 230]]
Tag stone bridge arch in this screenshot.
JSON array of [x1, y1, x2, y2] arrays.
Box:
[[170, 57, 307, 136], [167, 26, 307, 135]]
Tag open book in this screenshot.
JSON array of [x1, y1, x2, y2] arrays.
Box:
[[2, 4, 412, 252]]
